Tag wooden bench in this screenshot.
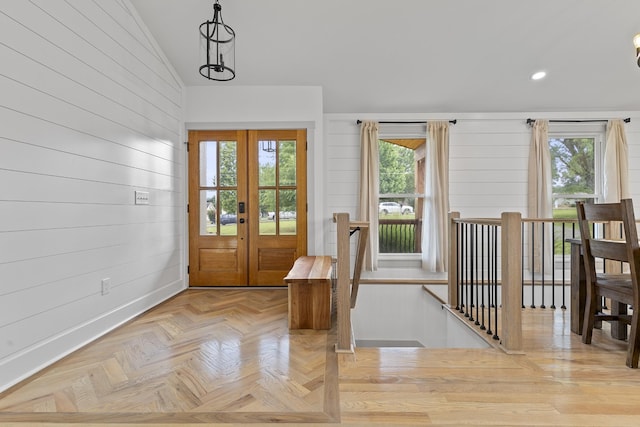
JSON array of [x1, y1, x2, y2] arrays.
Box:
[[284, 256, 333, 330]]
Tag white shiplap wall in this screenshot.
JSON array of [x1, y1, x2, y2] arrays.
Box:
[[324, 114, 640, 258], [0, 0, 185, 391]]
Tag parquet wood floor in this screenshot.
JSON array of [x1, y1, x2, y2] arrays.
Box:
[[2, 288, 640, 426], [0, 289, 338, 425]]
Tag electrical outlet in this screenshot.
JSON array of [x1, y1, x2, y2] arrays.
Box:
[[101, 278, 111, 295]]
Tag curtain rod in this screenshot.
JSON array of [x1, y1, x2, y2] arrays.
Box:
[[526, 118, 631, 126], [356, 119, 457, 125]]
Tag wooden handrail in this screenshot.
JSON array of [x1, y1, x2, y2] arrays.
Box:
[[350, 222, 369, 308], [453, 218, 502, 226], [448, 211, 523, 353]]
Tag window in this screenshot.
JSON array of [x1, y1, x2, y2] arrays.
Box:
[[549, 131, 603, 220], [378, 138, 424, 254]]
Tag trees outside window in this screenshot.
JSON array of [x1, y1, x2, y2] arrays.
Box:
[[379, 141, 416, 196], [549, 135, 601, 219], [378, 139, 422, 254]]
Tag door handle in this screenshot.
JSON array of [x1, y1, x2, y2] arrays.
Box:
[[239, 218, 245, 224], [238, 202, 245, 213]]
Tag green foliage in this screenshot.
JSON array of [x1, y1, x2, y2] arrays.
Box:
[[259, 219, 296, 235], [206, 138, 300, 224], [553, 207, 578, 220], [208, 219, 297, 236], [219, 142, 238, 214], [257, 140, 297, 214], [379, 141, 415, 195], [278, 141, 297, 212], [550, 138, 594, 195], [377, 141, 419, 253]]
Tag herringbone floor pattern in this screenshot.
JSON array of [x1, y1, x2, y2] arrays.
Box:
[[0, 289, 339, 424], [4, 288, 640, 426]]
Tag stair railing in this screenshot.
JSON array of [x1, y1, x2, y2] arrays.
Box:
[[333, 212, 369, 353]]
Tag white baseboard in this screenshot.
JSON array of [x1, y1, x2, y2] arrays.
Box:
[[0, 279, 186, 393]]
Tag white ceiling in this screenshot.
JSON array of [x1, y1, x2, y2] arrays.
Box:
[[129, 0, 640, 114]]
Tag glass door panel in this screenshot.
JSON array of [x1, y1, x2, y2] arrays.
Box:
[[249, 130, 307, 285], [188, 130, 247, 286]]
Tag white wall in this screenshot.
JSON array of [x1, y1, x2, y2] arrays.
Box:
[[185, 85, 325, 254], [3, 1, 640, 394], [324, 112, 640, 259], [0, 0, 185, 391], [352, 285, 488, 348]]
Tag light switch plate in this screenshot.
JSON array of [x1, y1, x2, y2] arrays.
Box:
[[101, 278, 111, 295], [135, 191, 149, 205]]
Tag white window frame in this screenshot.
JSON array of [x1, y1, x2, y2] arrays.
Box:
[[377, 125, 425, 264], [548, 124, 605, 207]]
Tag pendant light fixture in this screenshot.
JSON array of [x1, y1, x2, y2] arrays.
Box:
[[199, 0, 235, 81], [634, 33, 640, 67]]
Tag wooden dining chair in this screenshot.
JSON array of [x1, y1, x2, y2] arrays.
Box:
[[577, 199, 640, 368]]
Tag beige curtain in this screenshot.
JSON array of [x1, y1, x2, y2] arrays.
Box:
[[603, 119, 629, 203], [527, 120, 552, 273], [359, 121, 379, 271], [422, 121, 450, 272]]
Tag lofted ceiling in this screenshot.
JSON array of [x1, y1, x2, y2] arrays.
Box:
[[129, 0, 640, 114]]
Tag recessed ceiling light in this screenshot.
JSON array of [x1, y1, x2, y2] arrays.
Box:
[[531, 71, 547, 80]]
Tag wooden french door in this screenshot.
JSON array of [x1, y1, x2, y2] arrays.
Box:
[[188, 129, 307, 286]]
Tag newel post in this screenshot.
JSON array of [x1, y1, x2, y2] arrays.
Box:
[[448, 211, 460, 308], [335, 212, 353, 352], [501, 211, 523, 352]]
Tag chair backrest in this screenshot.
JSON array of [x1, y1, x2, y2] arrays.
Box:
[[576, 199, 640, 281]]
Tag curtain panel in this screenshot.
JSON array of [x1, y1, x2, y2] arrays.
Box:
[[358, 121, 380, 271], [603, 119, 630, 203], [527, 120, 552, 273], [527, 120, 552, 218], [422, 121, 450, 272]]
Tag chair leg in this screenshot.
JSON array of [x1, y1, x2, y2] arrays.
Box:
[[626, 310, 640, 368], [582, 290, 597, 344]]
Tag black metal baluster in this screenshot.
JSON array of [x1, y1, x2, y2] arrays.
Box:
[[487, 226, 496, 335], [474, 224, 480, 325], [455, 221, 461, 311], [460, 223, 466, 314], [521, 222, 525, 308], [480, 224, 486, 330], [464, 224, 473, 317], [530, 222, 536, 308], [469, 224, 475, 322], [561, 222, 567, 309], [541, 222, 546, 309], [493, 224, 500, 341], [551, 220, 556, 309]]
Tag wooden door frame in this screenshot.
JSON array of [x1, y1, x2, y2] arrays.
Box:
[[186, 127, 308, 287], [248, 129, 307, 285], [187, 130, 248, 286]]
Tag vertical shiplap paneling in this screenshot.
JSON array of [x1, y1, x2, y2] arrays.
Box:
[[0, 0, 184, 391]]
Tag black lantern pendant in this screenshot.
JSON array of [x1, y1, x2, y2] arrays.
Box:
[[199, 0, 235, 81], [635, 33, 640, 67]]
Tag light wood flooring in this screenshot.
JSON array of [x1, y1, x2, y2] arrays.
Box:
[[2, 288, 640, 426]]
